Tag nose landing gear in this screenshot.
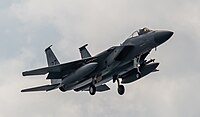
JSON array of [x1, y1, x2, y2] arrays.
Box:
[[134, 56, 142, 79], [136, 71, 141, 79]]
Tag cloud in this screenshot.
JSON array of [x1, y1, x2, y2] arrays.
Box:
[[0, 0, 199, 117]]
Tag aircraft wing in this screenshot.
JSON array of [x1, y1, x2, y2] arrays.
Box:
[[21, 83, 60, 92], [22, 57, 96, 76]]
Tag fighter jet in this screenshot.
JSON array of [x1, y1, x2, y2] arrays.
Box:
[[21, 27, 173, 95]]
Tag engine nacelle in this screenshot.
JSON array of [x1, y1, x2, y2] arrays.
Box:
[[121, 63, 159, 84]]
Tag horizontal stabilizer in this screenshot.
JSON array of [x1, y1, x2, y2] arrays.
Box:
[[21, 83, 59, 92]]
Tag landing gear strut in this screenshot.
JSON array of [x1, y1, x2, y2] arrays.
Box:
[[113, 75, 125, 95], [134, 56, 142, 79], [136, 71, 141, 79], [89, 78, 97, 95]]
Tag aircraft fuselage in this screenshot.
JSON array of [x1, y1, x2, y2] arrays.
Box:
[[22, 28, 173, 95], [68, 30, 173, 91]]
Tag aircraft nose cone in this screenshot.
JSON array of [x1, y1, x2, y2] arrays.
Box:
[[154, 31, 173, 45]]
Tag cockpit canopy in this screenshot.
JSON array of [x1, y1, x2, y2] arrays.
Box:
[[128, 27, 151, 38]]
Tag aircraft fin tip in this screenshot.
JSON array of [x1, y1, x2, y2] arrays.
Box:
[[45, 45, 53, 51], [79, 44, 88, 50]]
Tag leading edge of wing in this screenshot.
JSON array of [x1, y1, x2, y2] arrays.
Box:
[[22, 57, 97, 76], [21, 83, 59, 92]]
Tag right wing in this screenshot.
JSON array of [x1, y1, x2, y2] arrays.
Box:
[[22, 57, 96, 76], [21, 83, 60, 92]]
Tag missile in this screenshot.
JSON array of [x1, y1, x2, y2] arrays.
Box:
[[61, 62, 98, 86], [121, 63, 159, 84]]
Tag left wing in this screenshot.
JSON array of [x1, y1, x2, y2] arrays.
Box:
[[22, 57, 96, 76]]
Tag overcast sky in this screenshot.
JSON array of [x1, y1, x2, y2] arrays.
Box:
[[0, 0, 200, 117]]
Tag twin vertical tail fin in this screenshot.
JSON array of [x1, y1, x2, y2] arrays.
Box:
[[79, 44, 91, 59], [45, 44, 91, 84], [45, 45, 60, 66], [45, 45, 62, 84]]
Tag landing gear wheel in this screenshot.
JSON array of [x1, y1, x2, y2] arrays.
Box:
[[118, 85, 125, 95], [136, 72, 141, 79], [89, 85, 96, 95], [113, 75, 126, 95], [59, 86, 67, 92]]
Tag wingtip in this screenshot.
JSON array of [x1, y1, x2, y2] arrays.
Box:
[[22, 72, 26, 76], [21, 89, 26, 92], [22, 71, 29, 76]]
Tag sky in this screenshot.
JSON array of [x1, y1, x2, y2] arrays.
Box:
[[0, 0, 200, 117]]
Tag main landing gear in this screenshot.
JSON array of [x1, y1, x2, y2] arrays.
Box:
[[89, 77, 97, 95], [136, 71, 141, 79], [89, 85, 96, 95], [113, 75, 125, 95]]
